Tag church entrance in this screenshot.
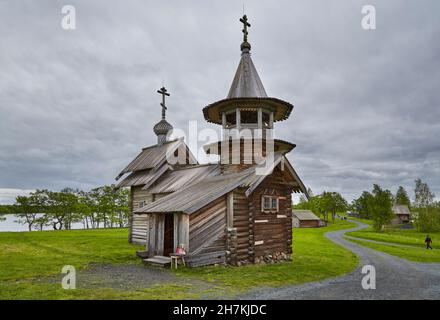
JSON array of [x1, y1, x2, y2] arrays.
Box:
[[163, 214, 174, 256]]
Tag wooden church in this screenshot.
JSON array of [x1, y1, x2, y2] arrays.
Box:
[[116, 15, 308, 267]]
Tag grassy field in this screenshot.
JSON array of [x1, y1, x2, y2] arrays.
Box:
[[345, 223, 440, 262], [0, 220, 358, 299], [176, 219, 358, 291], [347, 238, 440, 262]]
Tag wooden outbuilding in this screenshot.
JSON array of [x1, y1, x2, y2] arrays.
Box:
[[391, 205, 411, 225], [292, 210, 324, 228], [116, 15, 308, 267]]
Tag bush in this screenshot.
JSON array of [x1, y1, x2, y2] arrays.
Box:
[[414, 207, 440, 232]]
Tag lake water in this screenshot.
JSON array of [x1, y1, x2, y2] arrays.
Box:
[[0, 214, 88, 232]]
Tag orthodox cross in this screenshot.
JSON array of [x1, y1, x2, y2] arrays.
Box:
[[157, 86, 170, 119], [239, 15, 251, 42]]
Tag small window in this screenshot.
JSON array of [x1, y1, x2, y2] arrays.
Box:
[[262, 112, 270, 127], [263, 197, 271, 210], [241, 110, 258, 124], [138, 200, 146, 208], [225, 112, 236, 127], [271, 198, 277, 209], [262, 196, 279, 212]]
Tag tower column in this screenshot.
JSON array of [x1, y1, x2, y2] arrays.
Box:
[[269, 111, 274, 129], [236, 109, 241, 131], [257, 108, 262, 128]]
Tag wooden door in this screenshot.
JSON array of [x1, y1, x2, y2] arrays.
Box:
[[163, 214, 174, 256]]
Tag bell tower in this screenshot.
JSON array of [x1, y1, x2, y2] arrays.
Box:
[[202, 15, 296, 168]]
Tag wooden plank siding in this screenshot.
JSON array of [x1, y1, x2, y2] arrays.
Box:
[[129, 186, 154, 245], [187, 196, 227, 267], [299, 220, 320, 228]]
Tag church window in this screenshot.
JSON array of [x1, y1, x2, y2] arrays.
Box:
[[262, 195, 279, 212]]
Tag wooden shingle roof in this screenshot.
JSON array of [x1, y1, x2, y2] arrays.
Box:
[[136, 170, 253, 214], [136, 153, 308, 215], [115, 138, 198, 185], [292, 210, 321, 221], [145, 164, 221, 193], [392, 205, 410, 215]]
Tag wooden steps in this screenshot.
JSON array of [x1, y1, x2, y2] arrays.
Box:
[[136, 250, 149, 259], [143, 255, 172, 268]]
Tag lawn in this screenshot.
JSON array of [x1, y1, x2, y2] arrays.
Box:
[[346, 226, 438, 248], [345, 223, 440, 262], [0, 220, 359, 299], [347, 238, 440, 262], [176, 219, 358, 292]]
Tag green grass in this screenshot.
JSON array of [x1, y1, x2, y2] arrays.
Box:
[[0, 228, 144, 281], [347, 238, 440, 262], [0, 221, 359, 299], [175, 219, 358, 292], [345, 223, 440, 262], [346, 226, 438, 248]]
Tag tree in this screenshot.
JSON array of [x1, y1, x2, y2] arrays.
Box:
[[293, 195, 310, 210], [306, 187, 314, 198], [45, 189, 79, 230], [353, 191, 373, 219], [395, 186, 411, 208], [414, 179, 435, 208], [12, 185, 130, 231], [320, 191, 348, 222], [413, 179, 439, 232], [369, 184, 394, 231], [14, 190, 48, 231]]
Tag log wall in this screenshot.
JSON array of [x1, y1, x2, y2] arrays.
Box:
[[249, 167, 293, 262], [232, 188, 252, 263]]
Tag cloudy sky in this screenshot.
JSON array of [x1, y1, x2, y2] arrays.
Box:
[[0, 0, 439, 204]]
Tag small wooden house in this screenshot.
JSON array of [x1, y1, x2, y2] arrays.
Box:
[[292, 210, 323, 228], [391, 205, 411, 225], [116, 15, 308, 267]]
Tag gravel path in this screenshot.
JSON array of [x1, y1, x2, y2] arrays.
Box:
[[239, 220, 440, 300]]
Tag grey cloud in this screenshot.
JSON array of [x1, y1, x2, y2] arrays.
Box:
[[0, 0, 439, 203]]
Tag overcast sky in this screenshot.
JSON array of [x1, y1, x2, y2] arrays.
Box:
[[1, 0, 439, 204]]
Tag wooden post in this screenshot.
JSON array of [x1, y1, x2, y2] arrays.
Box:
[[227, 192, 234, 228], [236, 109, 241, 131], [156, 215, 165, 256], [248, 194, 255, 263], [180, 214, 189, 252], [222, 112, 227, 140], [257, 108, 262, 129], [173, 213, 179, 252], [269, 111, 274, 129], [148, 214, 157, 256], [128, 187, 134, 243]]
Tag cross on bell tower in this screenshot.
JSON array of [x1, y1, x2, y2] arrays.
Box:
[[240, 15, 251, 43], [153, 86, 173, 145], [157, 86, 170, 120]]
